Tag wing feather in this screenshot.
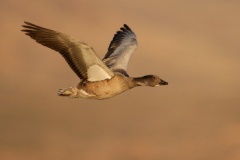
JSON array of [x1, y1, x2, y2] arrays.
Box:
[[103, 24, 137, 76], [22, 22, 114, 81]]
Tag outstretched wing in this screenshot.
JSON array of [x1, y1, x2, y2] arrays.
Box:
[[103, 24, 137, 76], [22, 22, 114, 81]]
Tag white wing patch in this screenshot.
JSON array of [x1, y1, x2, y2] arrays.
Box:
[[87, 64, 112, 81]]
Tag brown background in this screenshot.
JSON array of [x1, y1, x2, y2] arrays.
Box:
[[1, 0, 240, 160]]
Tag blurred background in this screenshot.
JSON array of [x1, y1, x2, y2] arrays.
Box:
[[1, 0, 240, 160]]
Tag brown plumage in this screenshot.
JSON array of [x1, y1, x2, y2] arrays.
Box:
[[22, 22, 168, 100]]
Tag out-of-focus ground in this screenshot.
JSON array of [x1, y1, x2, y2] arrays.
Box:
[[1, 0, 240, 160]]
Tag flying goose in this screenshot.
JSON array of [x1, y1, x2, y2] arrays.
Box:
[[22, 22, 168, 100]]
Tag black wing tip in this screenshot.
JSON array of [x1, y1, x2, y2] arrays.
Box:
[[123, 24, 131, 31], [115, 24, 135, 38], [23, 21, 31, 25], [120, 24, 130, 32], [22, 21, 35, 27], [22, 21, 36, 31], [116, 24, 134, 35], [105, 24, 137, 55], [21, 21, 47, 32]]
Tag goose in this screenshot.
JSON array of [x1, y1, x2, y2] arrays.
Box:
[[22, 22, 168, 100]]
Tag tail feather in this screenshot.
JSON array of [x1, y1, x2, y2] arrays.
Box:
[[58, 87, 77, 98]]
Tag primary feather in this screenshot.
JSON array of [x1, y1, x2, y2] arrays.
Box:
[[103, 24, 138, 76], [22, 22, 114, 81]]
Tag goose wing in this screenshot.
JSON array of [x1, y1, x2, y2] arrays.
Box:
[[103, 24, 137, 76], [22, 22, 114, 81]]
